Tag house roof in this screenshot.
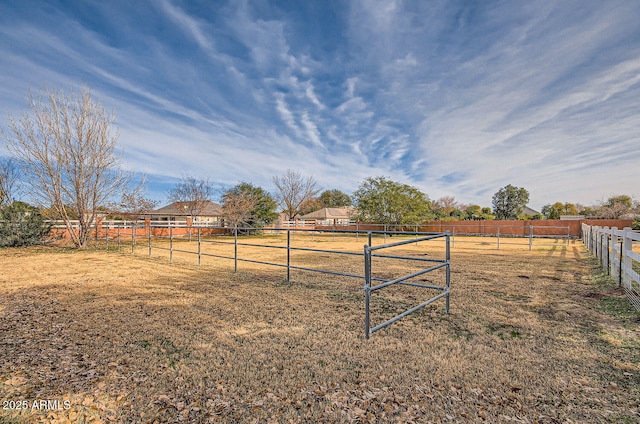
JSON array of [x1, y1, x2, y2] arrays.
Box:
[[148, 201, 223, 216], [521, 206, 540, 216], [300, 207, 355, 220]]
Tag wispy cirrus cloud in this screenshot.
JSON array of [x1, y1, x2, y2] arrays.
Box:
[[0, 0, 639, 208]]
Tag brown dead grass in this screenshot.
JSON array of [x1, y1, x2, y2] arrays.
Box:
[[1, 235, 639, 423]]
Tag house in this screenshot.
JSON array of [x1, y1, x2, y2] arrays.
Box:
[[520, 206, 541, 217], [299, 207, 356, 226], [146, 201, 223, 225]]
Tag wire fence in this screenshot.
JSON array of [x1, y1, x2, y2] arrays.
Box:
[[276, 221, 571, 250], [47, 219, 572, 251], [93, 223, 452, 338]]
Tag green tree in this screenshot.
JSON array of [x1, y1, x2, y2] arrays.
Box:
[[607, 195, 633, 209], [0, 201, 51, 247], [223, 182, 277, 227], [319, 189, 352, 208], [542, 203, 560, 219], [492, 185, 530, 220], [450, 209, 467, 220], [480, 207, 495, 220], [542, 202, 579, 219], [298, 189, 352, 216], [465, 205, 482, 220], [353, 177, 433, 225]]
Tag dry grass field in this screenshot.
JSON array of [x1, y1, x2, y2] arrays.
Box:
[[1, 234, 639, 423]]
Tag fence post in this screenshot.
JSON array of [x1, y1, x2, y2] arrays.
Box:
[[445, 231, 451, 314], [105, 226, 109, 250], [585, 223, 589, 247], [599, 229, 603, 266], [597, 227, 603, 260], [364, 244, 372, 340], [131, 222, 135, 254], [529, 225, 533, 251], [611, 227, 619, 283], [602, 228, 609, 271], [584, 224, 588, 247], [605, 227, 610, 273], [586, 224, 591, 252], [197, 227, 201, 266], [497, 226, 501, 250], [451, 227, 455, 248], [169, 225, 173, 263], [148, 224, 152, 257], [234, 227, 238, 273], [599, 227, 603, 260], [117, 226, 121, 250], [618, 238, 624, 288], [622, 227, 632, 289], [287, 229, 291, 284]]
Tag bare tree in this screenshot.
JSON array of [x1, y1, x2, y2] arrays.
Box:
[[167, 175, 213, 218], [2, 87, 129, 248], [272, 169, 320, 220], [434, 196, 459, 216], [0, 158, 20, 206], [112, 176, 158, 221], [221, 190, 258, 229]]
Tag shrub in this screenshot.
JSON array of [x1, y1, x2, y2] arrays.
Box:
[[0, 201, 51, 247], [633, 218, 640, 231]]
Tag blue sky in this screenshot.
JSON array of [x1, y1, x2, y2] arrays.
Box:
[[1, 0, 639, 210]]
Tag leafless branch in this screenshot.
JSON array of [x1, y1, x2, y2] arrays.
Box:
[[0, 158, 20, 206], [167, 175, 213, 217], [222, 191, 258, 228], [272, 169, 320, 220], [2, 86, 129, 247]]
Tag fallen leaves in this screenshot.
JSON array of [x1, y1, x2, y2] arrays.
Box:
[[1, 244, 639, 423]]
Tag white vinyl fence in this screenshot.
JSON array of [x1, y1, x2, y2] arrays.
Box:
[[582, 224, 640, 310]]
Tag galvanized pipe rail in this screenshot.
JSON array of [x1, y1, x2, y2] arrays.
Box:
[[364, 232, 451, 339], [101, 224, 452, 339]]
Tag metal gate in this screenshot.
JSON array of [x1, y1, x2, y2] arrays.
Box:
[[364, 232, 451, 339]]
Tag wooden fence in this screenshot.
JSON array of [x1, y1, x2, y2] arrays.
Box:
[[582, 224, 640, 310]]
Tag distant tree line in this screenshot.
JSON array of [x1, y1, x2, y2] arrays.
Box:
[[541, 195, 638, 220], [1, 86, 638, 249]]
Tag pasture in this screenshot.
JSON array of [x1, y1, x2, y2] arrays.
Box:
[[0, 235, 639, 423]]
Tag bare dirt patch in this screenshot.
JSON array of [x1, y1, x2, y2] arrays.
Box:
[[1, 237, 639, 423]]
